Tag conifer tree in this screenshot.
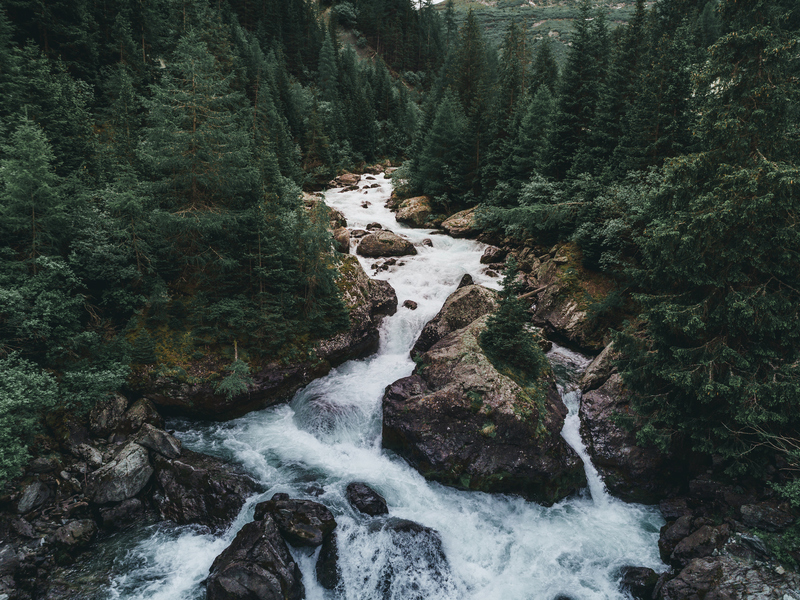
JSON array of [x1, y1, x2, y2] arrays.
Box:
[[530, 36, 558, 95]]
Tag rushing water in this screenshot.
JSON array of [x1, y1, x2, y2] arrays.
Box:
[[104, 175, 665, 600]]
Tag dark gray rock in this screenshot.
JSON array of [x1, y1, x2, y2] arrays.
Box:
[[410, 284, 497, 359], [254, 494, 336, 548], [369, 279, 398, 318], [315, 532, 340, 590], [422, 238, 433, 247], [402, 300, 418, 310], [659, 498, 692, 520], [152, 449, 259, 529], [670, 524, 730, 568], [27, 457, 59, 474], [346, 482, 389, 516], [740, 502, 796, 533], [74, 443, 104, 469], [456, 274, 473, 289], [118, 398, 164, 434], [10, 518, 36, 538], [99, 498, 145, 529], [89, 393, 129, 437], [580, 374, 679, 504], [579, 343, 617, 393], [133, 423, 181, 459], [659, 515, 694, 563], [480, 246, 507, 265], [619, 566, 660, 600], [206, 516, 304, 600], [17, 480, 52, 514], [86, 442, 153, 505], [53, 519, 97, 549]]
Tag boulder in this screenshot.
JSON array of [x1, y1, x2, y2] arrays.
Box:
[[441, 207, 478, 238], [410, 284, 497, 359], [670, 524, 730, 568], [395, 196, 432, 227], [619, 566, 659, 600], [315, 532, 340, 590], [53, 519, 97, 549], [579, 374, 678, 503], [579, 343, 617, 393], [99, 498, 144, 529], [332, 227, 350, 254], [74, 443, 103, 469], [17, 481, 52, 514], [144, 256, 396, 420], [118, 398, 164, 434], [739, 502, 796, 533], [330, 172, 360, 188], [422, 238, 433, 247], [329, 207, 347, 229], [133, 423, 181, 459], [480, 246, 507, 265], [206, 516, 304, 600], [86, 442, 153, 505], [346, 482, 389, 516], [657, 555, 800, 600], [152, 449, 260, 529], [456, 273, 473, 289], [384, 316, 586, 505], [402, 300, 418, 310], [27, 457, 59, 474], [367, 222, 382, 230], [254, 494, 336, 548], [357, 231, 417, 258], [89, 393, 129, 437], [659, 516, 693, 563]]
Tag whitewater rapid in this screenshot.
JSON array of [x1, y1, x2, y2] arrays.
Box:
[[104, 174, 665, 600]]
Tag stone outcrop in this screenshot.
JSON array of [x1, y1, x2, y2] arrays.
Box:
[[144, 255, 396, 420], [410, 284, 497, 359], [346, 482, 389, 516], [579, 374, 678, 503], [89, 394, 129, 437], [383, 314, 586, 505], [395, 195, 432, 227], [253, 493, 336, 548], [206, 516, 304, 600], [152, 449, 260, 529], [86, 442, 153, 505], [357, 230, 417, 257], [440, 207, 478, 238], [332, 226, 350, 253]]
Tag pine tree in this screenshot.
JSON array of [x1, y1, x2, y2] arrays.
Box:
[[530, 36, 558, 95], [317, 26, 339, 103]]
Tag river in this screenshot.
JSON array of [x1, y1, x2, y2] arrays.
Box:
[[104, 174, 665, 600]]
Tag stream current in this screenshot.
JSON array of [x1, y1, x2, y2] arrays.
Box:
[[104, 175, 665, 600]]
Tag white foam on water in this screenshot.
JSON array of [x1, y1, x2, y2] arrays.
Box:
[[104, 175, 665, 600]]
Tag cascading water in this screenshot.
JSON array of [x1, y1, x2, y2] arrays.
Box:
[[104, 175, 665, 600]]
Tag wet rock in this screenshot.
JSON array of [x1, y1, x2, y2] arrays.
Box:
[[74, 443, 103, 469], [396, 196, 432, 227], [441, 207, 478, 238], [660, 498, 692, 520], [670, 524, 730, 568], [99, 498, 144, 529], [516, 247, 541, 273], [328, 207, 347, 229], [0, 545, 19, 586], [118, 398, 164, 434], [579, 343, 617, 393], [480, 246, 507, 265], [17, 481, 51, 514], [206, 515, 304, 600], [350, 228, 369, 239], [152, 449, 259, 529], [27, 457, 59, 474], [133, 423, 181, 459], [10, 518, 36, 539], [384, 316, 586, 506], [346, 482, 389, 516], [316, 532, 340, 590], [357, 231, 417, 258], [619, 566, 659, 600], [329, 173, 360, 188], [86, 442, 153, 505], [370, 279, 398, 318], [659, 557, 723, 600], [410, 284, 497, 359], [740, 502, 796, 533], [53, 519, 97, 549], [456, 273, 473, 289], [366, 222, 383, 230], [332, 227, 350, 254], [254, 494, 336, 548], [422, 238, 433, 247], [579, 374, 678, 504], [89, 393, 129, 437], [659, 515, 693, 562], [402, 300, 418, 310]]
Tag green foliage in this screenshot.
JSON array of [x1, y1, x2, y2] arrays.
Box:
[[216, 357, 253, 399], [0, 354, 57, 483], [479, 257, 548, 385]]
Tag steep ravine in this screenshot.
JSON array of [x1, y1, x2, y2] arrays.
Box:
[[102, 175, 666, 600]]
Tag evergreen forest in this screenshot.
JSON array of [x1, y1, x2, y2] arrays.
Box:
[[1, 0, 799, 518]]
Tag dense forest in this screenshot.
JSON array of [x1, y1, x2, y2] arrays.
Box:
[[1, 0, 799, 520]]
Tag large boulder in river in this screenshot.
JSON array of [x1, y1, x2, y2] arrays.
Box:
[[410, 284, 497, 359], [254, 493, 336, 548], [395, 196, 432, 227], [143, 255, 396, 420], [86, 442, 153, 505], [357, 230, 417, 257], [383, 315, 586, 505], [152, 449, 260, 529], [206, 515, 304, 600], [441, 207, 478, 238], [579, 374, 679, 503]]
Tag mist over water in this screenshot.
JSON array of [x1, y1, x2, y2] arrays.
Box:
[[105, 175, 665, 600]]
